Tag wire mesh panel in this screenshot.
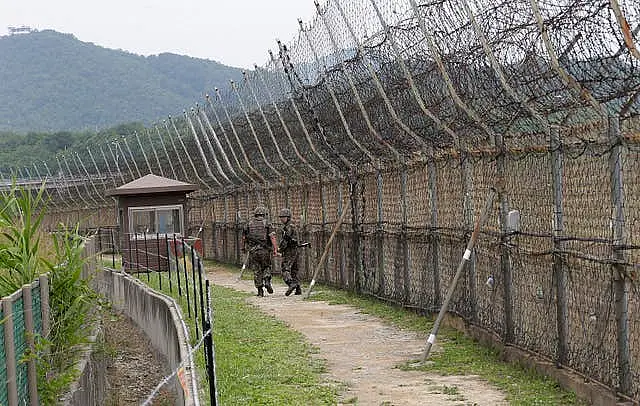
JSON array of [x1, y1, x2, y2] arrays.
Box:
[[630, 283, 640, 400], [474, 241, 507, 338], [563, 150, 611, 242], [30, 0, 640, 399], [0, 307, 6, 406], [381, 170, 403, 232], [406, 163, 431, 229], [406, 234, 435, 310], [435, 157, 464, 231], [625, 144, 640, 267], [565, 257, 617, 389], [359, 233, 381, 296], [12, 299, 29, 404], [510, 249, 558, 358], [32, 285, 42, 335]]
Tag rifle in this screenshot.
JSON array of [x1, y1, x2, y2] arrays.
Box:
[[236, 250, 251, 282]]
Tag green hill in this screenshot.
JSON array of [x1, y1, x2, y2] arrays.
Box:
[[0, 29, 244, 132]]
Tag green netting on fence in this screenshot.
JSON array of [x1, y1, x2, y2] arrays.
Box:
[[0, 307, 7, 406], [0, 280, 47, 405], [12, 299, 29, 404]]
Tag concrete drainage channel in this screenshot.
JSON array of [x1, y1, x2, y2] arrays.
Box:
[[65, 267, 198, 405]]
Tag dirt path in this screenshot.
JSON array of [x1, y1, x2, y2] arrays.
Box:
[[207, 265, 509, 406]]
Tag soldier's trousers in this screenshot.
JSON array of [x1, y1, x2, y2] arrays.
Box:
[[248, 247, 271, 288], [281, 252, 299, 287]]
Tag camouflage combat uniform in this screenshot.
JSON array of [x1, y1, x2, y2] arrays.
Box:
[[243, 206, 276, 296], [278, 208, 301, 296]]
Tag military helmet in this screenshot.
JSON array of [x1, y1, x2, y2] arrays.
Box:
[[279, 208, 291, 218], [254, 205, 267, 217]]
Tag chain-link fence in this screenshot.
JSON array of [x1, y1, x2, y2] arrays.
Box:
[[0, 276, 50, 406], [23, 0, 640, 401]]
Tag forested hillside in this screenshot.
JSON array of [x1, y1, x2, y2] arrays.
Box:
[[0, 29, 243, 133]]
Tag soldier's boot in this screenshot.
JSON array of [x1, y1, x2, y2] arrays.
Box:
[[285, 282, 298, 297], [264, 277, 274, 294], [294, 285, 302, 295], [257, 287, 264, 297]]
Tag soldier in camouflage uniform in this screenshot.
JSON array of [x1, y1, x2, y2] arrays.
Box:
[[278, 208, 302, 296], [242, 206, 277, 297]]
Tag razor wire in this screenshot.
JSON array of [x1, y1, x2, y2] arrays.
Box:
[[15, 0, 640, 400]]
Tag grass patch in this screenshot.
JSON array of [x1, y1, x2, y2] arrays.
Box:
[[307, 287, 586, 406], [137, 271, 339, 405]]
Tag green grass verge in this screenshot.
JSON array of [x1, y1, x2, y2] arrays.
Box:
[[308, 288, 586, 406], [136, 271, 339, 406]]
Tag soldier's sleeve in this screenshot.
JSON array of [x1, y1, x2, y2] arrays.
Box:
[[289, 224, 299, 245]]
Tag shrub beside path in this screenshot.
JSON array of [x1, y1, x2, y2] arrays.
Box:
[[207, 265, 509, 406]]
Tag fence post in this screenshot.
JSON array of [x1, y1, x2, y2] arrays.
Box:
[[204, 279, 218, 406], [550, 127, 569, 366], [376, 169, 385, 296], [3, 298, 18, 406], [400, 167, 409, 304], [349, 174, 363, 293], [182, 237, 191, 318], [496, 133, 514, 343], [21, 286, 38, 406], [223, 195, 229, 262], [234, 192, 240, 264], [39, 275, 50, 338], [338, 182, 346, 287], [428, 156, 440, 310], [608, 116, 630, 395], [320, 176, 328, 282], [462, 153, 477, 321], [212, 199, 219, 261], [191, 244, 199, 339]]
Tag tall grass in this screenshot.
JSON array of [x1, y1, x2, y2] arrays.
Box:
[[0, 183, 98, 405]]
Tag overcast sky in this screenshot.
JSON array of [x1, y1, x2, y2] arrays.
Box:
[[0, 0, 320, 68]]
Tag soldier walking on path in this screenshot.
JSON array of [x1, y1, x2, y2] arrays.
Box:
[[278, 208, 302, 296], [243, 205, 278, 297]]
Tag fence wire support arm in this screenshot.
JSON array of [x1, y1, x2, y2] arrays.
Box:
[[184, 108, 224, 187], [368, 0, 461, 148], [270, 45, 344, 174], [145, 128, 164, 177], [60, 153, 92, 209], [204, 93, 257, 184], [243, 70, 300, 178], [44, 161, 74, 210], [154, 124, 177, 179], [315, 1, 402, 165], [102, 143, 123, 186], [167, 117, 212, 188], [134, 130, 153, 175], [214, 87, 267, 183], [254, 61, 319, 176], [332, 0, 431, 155], [122, 136, 142, 179], [193, 105, 235, 185], [75, 151, 108, 204], [170, 114, 214, 189], [115, 140, 136, 182], [298, 18, 378, 167], [230, 78, 285, 182], [161, 120, 190, 181], [198, 101, 244, 184]]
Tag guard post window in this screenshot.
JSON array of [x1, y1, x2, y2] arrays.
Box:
[[129, 205, 183, 237]]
